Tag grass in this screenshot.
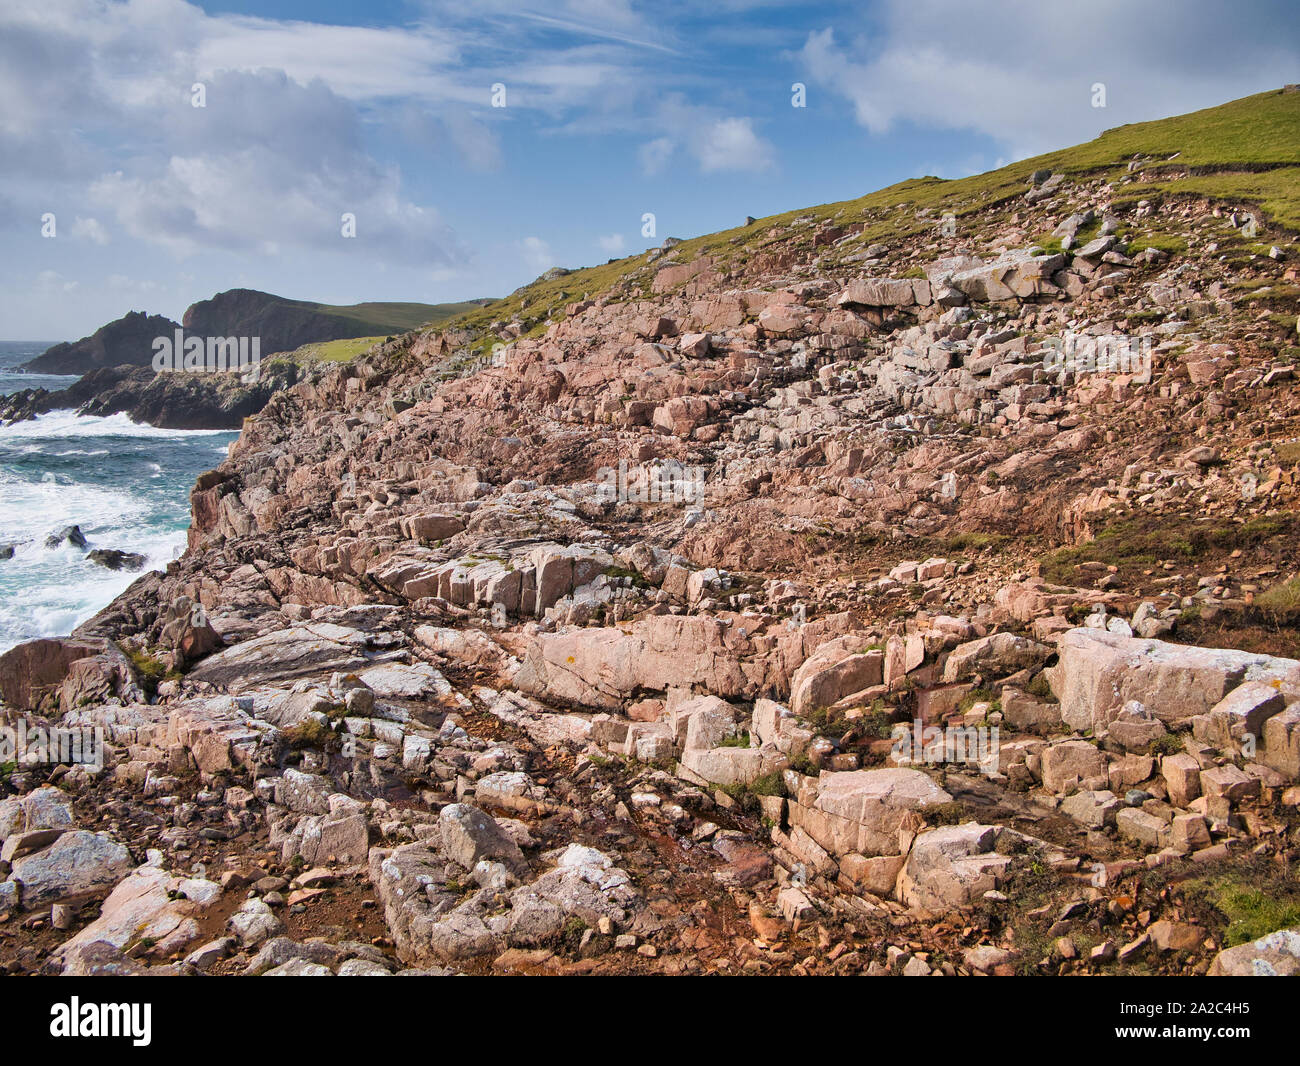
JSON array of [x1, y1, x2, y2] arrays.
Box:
[[283, 717, 333, 749], [957, 687, 1001, 714], [1127, 232, 1189, 255], [280, 336, 387, 363], [331, 300, 487, 332], [945, 531, 1011, 553], [1211, 883, 1300, 947], [1254, 573, 1300, 616], [124, 647, 180, 697], [716, 770, 787, 814], [1146, 733, 1184, 757], [1041, 514, 1292, 584], [1025, 672, 1053, 699], [430, 89, 1300, 352]]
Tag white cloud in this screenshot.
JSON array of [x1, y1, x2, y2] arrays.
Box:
[[639, 136, 676, 176], [639, 98, 775, 176], [107, 273, 161, 295], [518, 236, 554, 271], [695, 116, 773, 173], [70, 216, 108, 244], [35, 269, 78, 293], [597, 232, 624, 253], [797, 0, 1300, 160]]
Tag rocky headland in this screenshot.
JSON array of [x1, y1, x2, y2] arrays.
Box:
[[1, 89, 1299, 977]]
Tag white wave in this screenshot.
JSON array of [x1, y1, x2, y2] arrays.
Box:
[[0, 477, 149, 544], [0, 410, 233, 440], [0, 525, 185, 654]]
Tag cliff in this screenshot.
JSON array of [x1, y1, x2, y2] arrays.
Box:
[[2, 88, 1299, 978]]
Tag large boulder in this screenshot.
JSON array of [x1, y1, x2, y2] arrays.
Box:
[[1209, 927, 1300, 976], [1040, 740, 1107, 794], [514, 613, 858, 711], [942, 633, 1050, 683], [837, 277, 930, 309], [680, 744, 789, 787], [896, 824, 1016, 911], [0, 637, 141, 715], [789, 636, 884, 715], [285, 800, 370, 866], [55, 865, 220, 964], [9, 830, 133, 908], [186, 624, 374, 692], [788, 769, 952, 859], [1049, 629, 1300, 733], [439, 804, 527, 876], [948, 250, 1064, 302]]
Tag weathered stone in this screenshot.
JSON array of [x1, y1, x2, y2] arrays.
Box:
[[1209, 927, 1300, 975], [1206, 682, 1286, 749], [440, 804, 527, 875], [1051, 629, 1300, 733], [1262, 705, 1300, 779], [9, 830, 132, 908], [942, 633, 1049, 683], [1161, 753, 1201, 807], [896, 824, 1015, 911], [1060, 789, 1120, 828], [1116, 807, 1166, 848], [1040, 740, 1106, 794], [790, 638, 883, 715], [790, 769, 952, 859]]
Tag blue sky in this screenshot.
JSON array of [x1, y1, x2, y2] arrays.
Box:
[[1, 0, 1296, 341]]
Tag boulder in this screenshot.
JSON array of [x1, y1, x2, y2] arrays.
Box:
[[942, 633, 1050, 683], [86, 549, 146, 572], [1040, 740, 1106, 794], [439, 804, 527, 876], [790, 637, 883, 714], [1050, 629, 1300, 733], [1206, 682, 1286, 749], [896, 824, 1016, 911], [55, 865, 220, 962], [789, 769, 952, 859], [10, 830, 133, 908], [1209, 927, 1300, 975]]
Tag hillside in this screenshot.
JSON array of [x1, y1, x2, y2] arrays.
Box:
[[18, 310, 181, 375], [181, 290, 487, 356], [19, 292, 488, 375], [445, 87, 1300, 344], [5, 88, 1300, 979]]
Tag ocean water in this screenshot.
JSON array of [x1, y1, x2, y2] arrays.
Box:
[[0, 342, 238, 653]]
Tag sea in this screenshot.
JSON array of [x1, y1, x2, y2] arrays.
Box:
[[0, 341, 238, 653]]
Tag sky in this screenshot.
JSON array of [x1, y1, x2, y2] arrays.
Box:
[[0, 0, 1296, 342]]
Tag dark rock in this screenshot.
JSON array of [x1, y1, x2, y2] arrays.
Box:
[[86, 549, 147, 572], [1, 363, 299, 431], [45, 525, 87, 550], [20, 310, 180, 375]]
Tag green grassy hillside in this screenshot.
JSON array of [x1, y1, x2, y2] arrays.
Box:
[[444, 88, 1300, 345], [316, 300, 490, 333]]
